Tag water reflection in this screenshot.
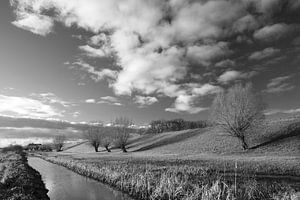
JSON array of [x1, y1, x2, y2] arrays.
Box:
[[28, 157, 131, 200]]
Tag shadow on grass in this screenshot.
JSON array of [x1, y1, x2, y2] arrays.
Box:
[[132, 128, 206, 152], [127, 134, 154, 148], [250, 122, 300, 150]]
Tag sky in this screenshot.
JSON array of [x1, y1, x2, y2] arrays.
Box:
[[0, 0, 299, 125]]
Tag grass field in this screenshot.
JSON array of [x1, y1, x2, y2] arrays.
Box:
[[58, 119, 300, 176], [0, 150, 49, 200], [36, 119, 300, 199]]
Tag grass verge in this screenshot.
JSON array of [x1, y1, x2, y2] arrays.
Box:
[[0, 151, 49, 200], [39, 154, 298, 200]]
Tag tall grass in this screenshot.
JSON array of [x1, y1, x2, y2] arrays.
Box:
[[0, 152, 49, 200], [40, 155, 297, 200]]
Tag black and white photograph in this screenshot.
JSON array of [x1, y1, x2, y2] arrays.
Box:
[[0, 0, 299, 199]]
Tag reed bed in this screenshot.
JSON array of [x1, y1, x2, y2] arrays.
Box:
[[40, 155, 298, 200]]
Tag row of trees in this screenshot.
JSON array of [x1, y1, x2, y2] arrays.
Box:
[[53, 83, 265, 152], [148, 119, 208, 134], [86, 117, 133, 153]]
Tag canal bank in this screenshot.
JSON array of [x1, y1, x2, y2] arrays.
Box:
[[28, 157, 131, 200]]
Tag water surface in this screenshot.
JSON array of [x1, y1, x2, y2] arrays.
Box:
[[28, 157, 131, 200]]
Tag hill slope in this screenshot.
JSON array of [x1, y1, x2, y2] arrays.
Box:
[[65, 121, 300, 157]]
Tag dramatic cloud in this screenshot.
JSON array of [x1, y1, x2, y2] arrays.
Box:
[[249, 47, 280, 60], [134, 96, 158, 107], [265, 75, 295, 93], [9, 0, 300, 112], [12, 12, 53, 36], [0, 94, 62, 118]]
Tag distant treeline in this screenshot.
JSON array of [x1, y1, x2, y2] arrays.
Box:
[[146, 119, 208, 134]]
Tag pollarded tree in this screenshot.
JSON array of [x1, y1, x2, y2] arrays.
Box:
[[86, 127, 102, 152], [53, 135, 66, 152], [100, 127, 112, 152], [113, 117, 133, 152], [210, 83, 265, 150], [101, 136, 112, 152]]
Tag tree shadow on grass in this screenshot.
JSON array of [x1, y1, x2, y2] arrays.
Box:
[[249, 122, 300, 150], [132, 128, 206, 152]]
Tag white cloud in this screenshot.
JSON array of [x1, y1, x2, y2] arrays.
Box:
[[79, 45, 111, 58], [217, 70, 256, 84], [232, 14, 259, 33], [97, 96, 122, 106], [30, 92, 75, 107], [100, 96, 118, 103], [72, 111, 80, 118], [134, 96, 158, 107], [0, 94, 62, 118], [253, 23, 294, 41], [9, 0, 299, 113], [85, 99, 96, 103], [249, 47, 280, 60], [218, 70, 242, 83], [4, 87, 15, 90], [73, 60, 117, 81], [165, 94, 208, 114], [265, 75, 295, 93], [187, 42, 231, 66], [9, 0, 239, 102], [165, 84, 220, 114], [12, 13, 54, 36], [112, 46, 187, 96], [215, 59, 236, 68]]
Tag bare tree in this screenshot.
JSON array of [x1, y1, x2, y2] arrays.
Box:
[[210, 83, 265, 150], [101, 135, 112, 152], [53, 135, 66, 152], [86, 127, 102, 152], [113, 117, 133, 152]]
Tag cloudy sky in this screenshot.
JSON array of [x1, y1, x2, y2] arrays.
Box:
[[0, 0, 299, 124]]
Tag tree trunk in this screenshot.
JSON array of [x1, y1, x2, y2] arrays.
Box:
[[240, 137, 248, 150], [105, 146, 111, 152], [94, 146, 98, 152], [121, 145, 127, 153]]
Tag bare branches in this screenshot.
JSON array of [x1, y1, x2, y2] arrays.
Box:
[[113, 117, 133, 152], [86, 127, 113, 152], [53, 135, 66, 152], [211, 83, 265, 150]]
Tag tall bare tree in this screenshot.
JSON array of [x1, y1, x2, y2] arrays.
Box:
[[210, 83, 265, 150], [101, 136, 112, 152], [113, 117, 133, 152], [86, 127, 102, 152], [53, 135, 66, 152]]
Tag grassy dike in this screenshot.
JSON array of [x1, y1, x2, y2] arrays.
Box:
[[39, 154, 298, 200], [0, 150, 49, 200]]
